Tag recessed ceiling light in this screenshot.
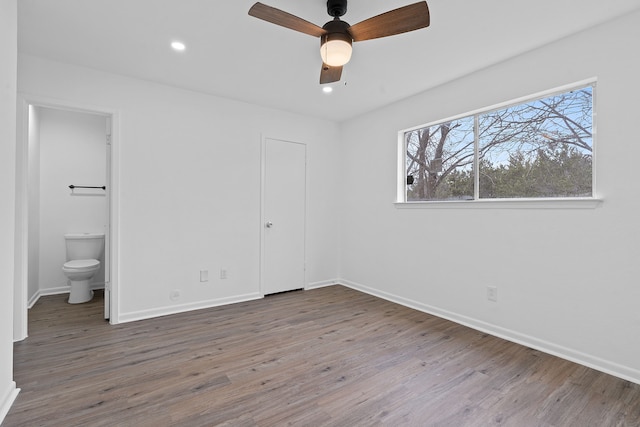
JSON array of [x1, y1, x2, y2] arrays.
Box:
[[171, 41, 186, 51], [322, 86, 333, 94]]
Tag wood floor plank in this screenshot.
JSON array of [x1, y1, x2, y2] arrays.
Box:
[[5, 286, 640, 426]]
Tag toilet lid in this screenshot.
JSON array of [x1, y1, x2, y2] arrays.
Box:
[[64, 259, 100, 269]]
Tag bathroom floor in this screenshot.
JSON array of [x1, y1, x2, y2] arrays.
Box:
[[28, 289, 106, 328]]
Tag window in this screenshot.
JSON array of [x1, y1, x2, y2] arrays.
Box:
[[403, 83, 594, 203]]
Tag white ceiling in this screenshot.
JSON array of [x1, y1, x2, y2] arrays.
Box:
[[17, 0, 640, 122]]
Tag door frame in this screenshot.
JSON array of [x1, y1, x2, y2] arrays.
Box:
[[259, 136, 307, 296], [14, 94, 121, 340]]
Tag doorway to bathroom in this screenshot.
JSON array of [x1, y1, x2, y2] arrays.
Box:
[[14, 97, 119, 340]]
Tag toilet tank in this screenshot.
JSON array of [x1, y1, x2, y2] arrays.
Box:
[[64, 233, 105, 261]]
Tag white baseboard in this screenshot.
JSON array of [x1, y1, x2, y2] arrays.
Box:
[[27, 291, 40, 309], [28, 286, 70, 309], [306, 279, 339, 290], [117, 292, 263, 324], [28, 283, 106, 309], [337, 278, 640, 386], [0, 381, 20, 425]]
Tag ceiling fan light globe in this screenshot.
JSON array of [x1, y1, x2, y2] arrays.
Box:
[[320, 39, 352, 67]]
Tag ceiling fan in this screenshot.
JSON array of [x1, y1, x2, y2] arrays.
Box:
[[248, 0, 430, 84]]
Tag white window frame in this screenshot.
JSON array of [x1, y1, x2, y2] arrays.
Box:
[[396, 79, 602, 209]]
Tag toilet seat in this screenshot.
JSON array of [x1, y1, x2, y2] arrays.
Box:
[[63, 259, 100, 272]]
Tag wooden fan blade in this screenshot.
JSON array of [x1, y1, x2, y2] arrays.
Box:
[[320, 63, 343, 84], [347, 2, 430, 42], [249, 2, 326, 37]]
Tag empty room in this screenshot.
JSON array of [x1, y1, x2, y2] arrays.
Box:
[[2, 0, 640, 425]]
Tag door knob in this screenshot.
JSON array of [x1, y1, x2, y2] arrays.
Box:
[[265, 221, 273, 228]]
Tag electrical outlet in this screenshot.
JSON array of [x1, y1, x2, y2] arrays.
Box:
[[200, 270, 208, 282], [220, 269, 228, 279], [487, 286, 498, 302]]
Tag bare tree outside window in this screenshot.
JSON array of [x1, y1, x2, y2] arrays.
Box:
[[405, 117, 475, 201], [479, 87, 592, 198], [405, 85, 593, 202]]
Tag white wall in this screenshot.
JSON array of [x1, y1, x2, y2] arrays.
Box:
[[339, 10, 640, 383], [36, 108, 107, 294], [0, 0, 19, 423], [17, 54, 342, 322]]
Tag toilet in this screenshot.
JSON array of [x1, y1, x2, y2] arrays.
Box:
[[62, 233, 104, 304]]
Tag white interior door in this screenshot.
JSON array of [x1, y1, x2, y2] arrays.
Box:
[[262, 138, 306, 295]]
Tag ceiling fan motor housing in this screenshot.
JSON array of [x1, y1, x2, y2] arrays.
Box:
[[320, 19, 352, 48], [327, 0, 347, 17]]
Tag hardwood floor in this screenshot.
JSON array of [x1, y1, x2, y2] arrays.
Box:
[[5, 285, 640, 426]]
